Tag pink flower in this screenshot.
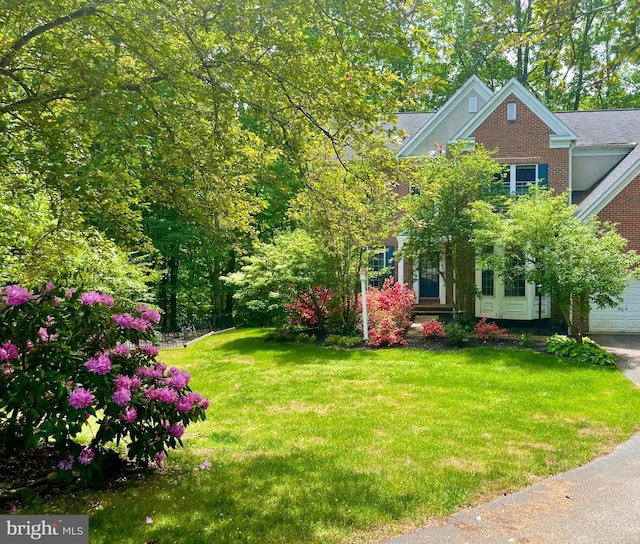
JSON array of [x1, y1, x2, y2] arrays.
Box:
[[85, 353, 111, 375], [155, 387, 178, 404], [4, 285, 30, 306], [65, 288, 77, 298], [155, 451, 165, 465], [169, 423, 184, 439], [167, 368, 190, 390], [78, 447, 95, 465], [80, 292, 114, 306], [38, 327, 59, 343], [57, 455, 74, 470], [69, 387, 94, 409], [112, 313, 150, 332], [120, 406, 137, 423], [199, 461, 211, 470], [137, 305, 161, 324], [138, 345, 159, 357], [146, 517, 153, 524], [112, 387, 131, 406], [0, 341, 20, 362], [111, 344, 130, 357]]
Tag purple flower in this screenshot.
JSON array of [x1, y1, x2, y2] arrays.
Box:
[[112, 387, 131, 406], [57, 455, 74, 471], [78, 447, 95, 465], [0, 341, 20, 362], [120, 406, 137, 423], [112, 313, 150, 332], [137, 304, 161, 324], [146, 517, 153, 525], [155, 451, 165, 465], [80, 292, 114, 306], [69, 387, 94, 409], [167, 367, 191, 389], [85, 353, 111, 375], [4, 285, 30, 306], [154, 387, 178, 404], [111, 344, 130, 357], [199, 461, 211, 470], [169, 423, 184, 439], [114, 374, 132, 389], [38, 327, 58, 343], [138, 345, 159, 357], [65, 288, 76, 298]]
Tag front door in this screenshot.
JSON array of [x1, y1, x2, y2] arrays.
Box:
[[419, 259, 439, 298]]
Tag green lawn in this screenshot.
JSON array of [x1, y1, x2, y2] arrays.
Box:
[[31, 328, 640, 543]]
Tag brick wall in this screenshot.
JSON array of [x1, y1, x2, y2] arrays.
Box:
[[595, 174, 640, 254], [471, 95, 570, 194]]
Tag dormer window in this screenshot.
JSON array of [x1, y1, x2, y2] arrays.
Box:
[[469, 96, 478, 113], [507, 102, 517, 121]]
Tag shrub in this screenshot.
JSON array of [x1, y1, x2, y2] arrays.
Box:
[[421, 320, 445, 338], [337, 336, 362, 348], [444, 320, 467, 347], [362, 279, 415, 347], [0, 283, 209, 482], [474, 317, 508, 342], [286, 286, 334, 329], [519, 332, 533, 349], [546, 334, 617, 366]]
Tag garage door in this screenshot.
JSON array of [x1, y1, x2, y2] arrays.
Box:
[[590, 281, 640, 333]]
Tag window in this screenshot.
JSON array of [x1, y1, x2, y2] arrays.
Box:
[[505, 276, 526, 297], [469, 96, 478, 113], [368, 246, 394, 288], [481, 270, 494, 296], [502, 164, 545, 195], [507, 102, 517, 121]]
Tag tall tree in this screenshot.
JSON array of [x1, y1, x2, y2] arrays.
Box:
[[400, 143, 505, 316]]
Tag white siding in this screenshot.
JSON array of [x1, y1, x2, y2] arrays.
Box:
[[590, 281, 640, 333]]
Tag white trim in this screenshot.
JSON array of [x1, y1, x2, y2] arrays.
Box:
[[398, 76, 492, 157], [397, 235, 407, 290], [451, 78, 578, 144]]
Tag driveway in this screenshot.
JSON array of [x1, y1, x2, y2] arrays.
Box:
[[385, 334, 640, 544]]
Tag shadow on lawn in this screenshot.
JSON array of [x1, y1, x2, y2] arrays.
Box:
[[89, 451, 457, 544], [212, 334, 361, 365]]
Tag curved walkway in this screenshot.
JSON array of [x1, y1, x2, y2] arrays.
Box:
[[386, 334, 640, 544]]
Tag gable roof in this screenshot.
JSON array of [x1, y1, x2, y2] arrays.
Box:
[[397, 75, 493, 157], [451, 78, 578, 148]]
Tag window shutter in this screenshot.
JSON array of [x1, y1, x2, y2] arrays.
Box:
[[538, 163, 548, 188], [385, 245, 395, 279]]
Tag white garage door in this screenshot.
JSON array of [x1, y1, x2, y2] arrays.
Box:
[[590, 281, 640, 333]]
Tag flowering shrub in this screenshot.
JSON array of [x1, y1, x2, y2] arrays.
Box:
[[0, 283, 209, 482], [421, 320, 446, 338], [361, 279, 415, 347], [474, 317, 508, 342], [286, 286, 334, 328]]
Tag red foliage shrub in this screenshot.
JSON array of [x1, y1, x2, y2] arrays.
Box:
[[361, 279, 415, 347], [474, 317, 508, 341], [421, 320, 445, 338], [286, 286, 333, 328]]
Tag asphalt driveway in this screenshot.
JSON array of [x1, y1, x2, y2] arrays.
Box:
[[386, 334, 640, 544]]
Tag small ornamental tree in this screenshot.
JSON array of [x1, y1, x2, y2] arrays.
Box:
[[361, 279, 415, 347], [0, 283, 209, 482], [286, 286, 334, 329]]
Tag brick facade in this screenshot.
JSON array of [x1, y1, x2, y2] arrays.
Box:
[[595, 174, 640, 254], [471, 95, 570, 194]]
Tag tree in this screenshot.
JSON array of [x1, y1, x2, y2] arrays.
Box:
[[474, 188, 640, 340], [224, 229, 327, 326], [400, 143, 505, 316], [289, 136, 406, 331]]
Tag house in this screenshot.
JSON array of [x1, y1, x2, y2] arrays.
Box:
[[381, 76, 640, 333]]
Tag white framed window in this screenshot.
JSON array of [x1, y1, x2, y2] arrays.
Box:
[[507, 102, 517, 121], [368, 246, 394, 288], [469, 96, 478, 113], [502, 164, 538, 195]]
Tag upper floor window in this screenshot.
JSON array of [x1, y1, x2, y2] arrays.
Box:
[[502, 164, 547, 195], [507, 102, 517, 121]]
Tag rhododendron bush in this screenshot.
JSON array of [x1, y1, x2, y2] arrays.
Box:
[[0, 283, 208, 481], [360, 279, 415, 347]]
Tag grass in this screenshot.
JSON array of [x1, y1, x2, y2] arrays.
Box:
[[27, 328, 640, 543]]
